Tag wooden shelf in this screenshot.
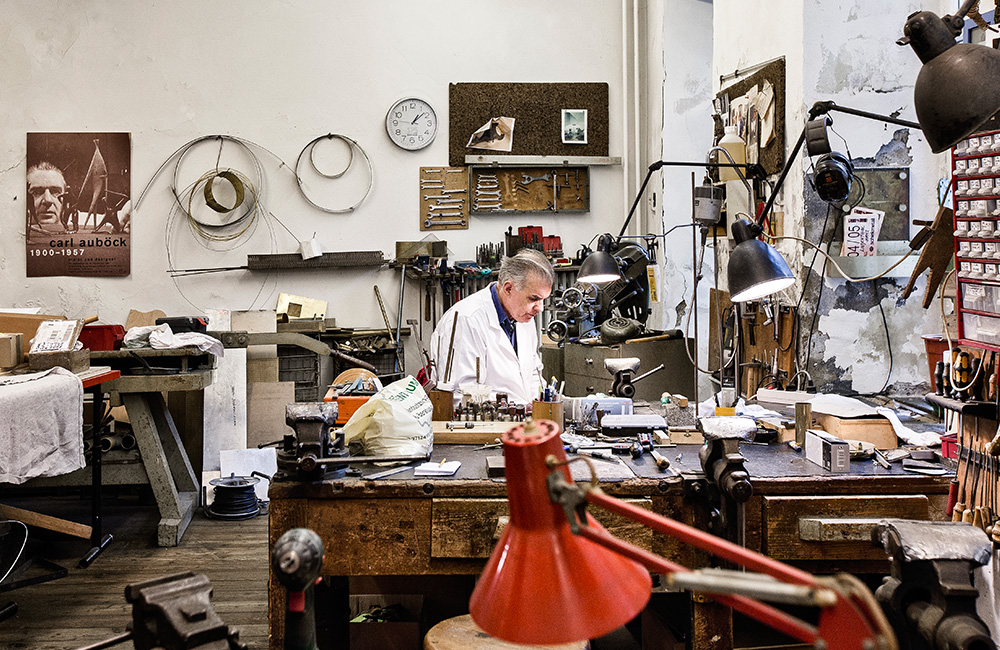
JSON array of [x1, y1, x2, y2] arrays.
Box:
[[924, 392, 997, 417], [464, 155, 622, 167]]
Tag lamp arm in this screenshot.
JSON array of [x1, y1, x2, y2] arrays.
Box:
[[618, 158, 756, 240], [757, 100, 922, 228], [618, 162, 661, 239], [573, 521, 820, 645], [956, 0, 979, 21], [816, 101, 922, 130], [551, 477, 896, 650]]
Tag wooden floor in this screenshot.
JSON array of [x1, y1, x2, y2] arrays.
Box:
[[0, 492, 268, 650]]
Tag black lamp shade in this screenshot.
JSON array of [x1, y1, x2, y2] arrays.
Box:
[[728, 219, 794, 302], [578, 249, 621, 283], [904, 11, 1000, 153]]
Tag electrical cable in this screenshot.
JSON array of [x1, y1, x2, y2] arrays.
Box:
[[876, 298, 893, 394], [0, 519, 28, 585], [767, 235, 915, 283], [294, 133, 373, 213], [680, 234, 726, 383], [939, 267, 985, 394]]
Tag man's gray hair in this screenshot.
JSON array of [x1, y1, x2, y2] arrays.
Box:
[[498, 248, 554, 289], [27, 161, 66, 186]]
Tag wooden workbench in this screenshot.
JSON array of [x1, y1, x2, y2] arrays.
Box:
[[268, 441, 952, 650], [24, 349, 215, 547]]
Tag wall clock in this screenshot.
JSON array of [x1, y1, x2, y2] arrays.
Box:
[[385, 97, 438, 151]]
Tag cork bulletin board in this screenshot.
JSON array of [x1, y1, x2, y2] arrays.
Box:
[[449, 82, 609, 167], [714, 58, 786, 176]]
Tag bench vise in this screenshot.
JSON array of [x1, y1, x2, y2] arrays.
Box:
[[277, 403, 346, 481]]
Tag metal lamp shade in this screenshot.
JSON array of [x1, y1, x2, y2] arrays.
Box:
[[728, 219, 795, 303], [469, 420, 651, 645], [578, 249, 621, 283], [915, 43, 1000, 153], [903, 10, 1000, 153]]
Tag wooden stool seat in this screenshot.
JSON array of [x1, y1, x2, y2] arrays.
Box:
[[424, 614, 589, 649]]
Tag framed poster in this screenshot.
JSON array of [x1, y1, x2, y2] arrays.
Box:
[[26, 132, 131, 277]]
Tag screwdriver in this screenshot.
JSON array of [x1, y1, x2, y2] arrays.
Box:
[[650, 449, 670, 471]]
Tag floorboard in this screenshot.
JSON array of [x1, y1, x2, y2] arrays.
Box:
[[0, 493, 268, 649]]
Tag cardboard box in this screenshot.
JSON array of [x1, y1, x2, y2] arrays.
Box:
[[0, 312, 65, 348], [349, 594, 423, 650], [0, 333, 24, 369], [805, 429, 850, 473]]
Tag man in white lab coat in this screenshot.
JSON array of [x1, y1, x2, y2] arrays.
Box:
[[430, 248, 554, 406]]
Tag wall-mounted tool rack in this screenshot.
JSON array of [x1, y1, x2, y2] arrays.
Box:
[[469, 166, 589, 215], [420, 166, 469, 231]]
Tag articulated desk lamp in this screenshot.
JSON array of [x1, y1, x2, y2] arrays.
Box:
[[470, 420, 893, 649], [742, 0, 1000, 297], [472, 5, 1000, 649], [579, 148, 795, 305]]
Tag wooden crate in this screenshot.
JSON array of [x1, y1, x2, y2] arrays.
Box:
[[812, 413, 897, 449]]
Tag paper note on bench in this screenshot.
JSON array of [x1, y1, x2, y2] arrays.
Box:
[[414, 460, 462, 477]]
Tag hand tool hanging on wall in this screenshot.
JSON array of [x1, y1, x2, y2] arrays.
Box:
[[374, 285, 403, 374]]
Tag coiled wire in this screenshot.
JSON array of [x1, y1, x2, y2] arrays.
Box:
[[205, 474, 263, 521]]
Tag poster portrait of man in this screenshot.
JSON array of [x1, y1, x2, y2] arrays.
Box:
[[26, 132, 132, 277]]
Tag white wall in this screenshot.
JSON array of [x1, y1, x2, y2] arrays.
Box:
[[800, 0, 950, 393], [0, 1, 628, 373], [711, 0, 951, 394], [660, 0, 715, 395]]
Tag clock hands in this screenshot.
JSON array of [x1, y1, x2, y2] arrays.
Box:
[[411, 112, 426, 124]]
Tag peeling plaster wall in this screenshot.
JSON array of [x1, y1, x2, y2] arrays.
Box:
[[799, 0, 951, 395], [711, 0, 951, 395], [660, 0, 715, 395], [0, 1, 625, 375]]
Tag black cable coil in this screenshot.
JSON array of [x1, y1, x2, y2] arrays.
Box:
[[205, 473, 266, 520]]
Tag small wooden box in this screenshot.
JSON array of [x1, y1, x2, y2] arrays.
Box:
[[813, 412, 898, 449], [28, 349, 90, 373], [0, 333, 24, 369]]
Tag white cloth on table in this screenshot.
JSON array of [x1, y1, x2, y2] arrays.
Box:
[[0, 367, 84, 484]]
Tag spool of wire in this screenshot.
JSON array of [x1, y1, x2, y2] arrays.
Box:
[[205, 473, 263, 520]]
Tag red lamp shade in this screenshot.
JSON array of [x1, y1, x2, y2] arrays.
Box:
[[469, 419, 651, 645]]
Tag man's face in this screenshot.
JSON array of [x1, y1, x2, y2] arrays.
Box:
[[499, 273, 552, 323], [28, 168, 67, 224]]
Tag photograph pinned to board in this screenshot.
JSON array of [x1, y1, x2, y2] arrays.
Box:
[[26, 132, 132, 278], [466, 117, 515, 152], [561, 109, 588, 144]]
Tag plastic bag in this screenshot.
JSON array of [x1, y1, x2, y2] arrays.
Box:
[[342, 375, 433, 457]]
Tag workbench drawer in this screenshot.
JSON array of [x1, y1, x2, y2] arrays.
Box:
[[762, 495, 928, 562], [430, 497, 653, 558]]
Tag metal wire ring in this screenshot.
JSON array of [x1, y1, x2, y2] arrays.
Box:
[[294, 133, 373, 214], [169, 135, 262, 227], [203, 170, 246, 212], [309, 133, 354, 179]]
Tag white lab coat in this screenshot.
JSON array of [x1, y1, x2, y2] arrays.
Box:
[[429, 284, 543, 405]]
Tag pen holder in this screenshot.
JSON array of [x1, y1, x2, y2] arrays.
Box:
[[532, 398, 564, 428], [429, 389, 455, 421]]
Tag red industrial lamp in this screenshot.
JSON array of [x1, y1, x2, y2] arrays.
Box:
[[470, 419, 896, 649]]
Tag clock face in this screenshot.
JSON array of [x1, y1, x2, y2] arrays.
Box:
[[385, 97, 437, 150]]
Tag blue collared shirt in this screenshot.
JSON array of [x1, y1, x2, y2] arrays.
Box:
[[490, 283, 517, 353]]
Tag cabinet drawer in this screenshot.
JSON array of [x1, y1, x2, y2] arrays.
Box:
[[431, 497, 653, 558], [763, 494, 928, 561]]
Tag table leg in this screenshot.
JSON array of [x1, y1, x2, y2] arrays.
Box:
[[691, 596, 732, 650], [89, 385, 102, 545], [315, 576, 349, 650], [123, 392, 198, 546]]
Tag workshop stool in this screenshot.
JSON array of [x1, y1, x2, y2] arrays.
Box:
[[424, 614, 589, 649]]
